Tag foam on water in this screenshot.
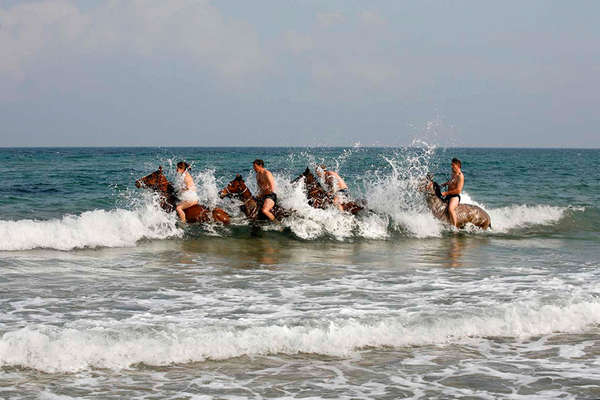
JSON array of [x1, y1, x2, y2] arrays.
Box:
[[2, 298, 599, 373], [487, 204, 568, 232], [0, 194, 181, 251], [193, 168, 221, 209], [0, 149, 576, 250]]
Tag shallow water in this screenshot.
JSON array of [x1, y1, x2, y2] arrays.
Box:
[[1, 147, 599, 399]]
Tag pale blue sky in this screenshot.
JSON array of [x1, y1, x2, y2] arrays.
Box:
[[1, 0, 598, 147]]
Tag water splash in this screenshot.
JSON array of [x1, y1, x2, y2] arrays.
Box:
[[0, 192, 182, 251]]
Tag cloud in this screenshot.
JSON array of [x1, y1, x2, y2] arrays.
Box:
[[316, 12, 344, 27], [0, 0, 86, 81], [284, 30, 313, 55], [359, 10, 386, 26], [0, 0, 267, 88]]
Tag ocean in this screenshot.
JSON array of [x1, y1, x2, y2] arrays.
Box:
[[1, 146, 599, 399]]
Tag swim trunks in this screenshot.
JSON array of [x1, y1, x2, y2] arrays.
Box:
[[444, 193, 461, 203], [262, 193, 278, 204]]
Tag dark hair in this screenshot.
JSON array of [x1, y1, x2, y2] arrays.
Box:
[[177, 161, 190, 171], [253, 159, 264, 167], [451, 158, 461, 168]]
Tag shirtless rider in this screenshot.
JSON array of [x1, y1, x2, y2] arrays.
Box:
[[317, 164, 348, 212], [253, 159, 277, 221], [441, 158, 464, 227]]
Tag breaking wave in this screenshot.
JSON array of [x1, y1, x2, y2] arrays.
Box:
[[2, 298, 599, 373], [0, 196, 182, 251], [0, 145, 577, 250]]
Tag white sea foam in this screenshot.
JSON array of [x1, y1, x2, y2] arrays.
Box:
[[0, 199, 181, 251], [487, 204, 567, 232], [0, 153, 574, 250], [247, 144, 572, 239], [193, 168, 221, 209], [2, 299, 599, 373]]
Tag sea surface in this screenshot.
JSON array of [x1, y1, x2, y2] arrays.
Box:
[[1, 146, 599, 399]]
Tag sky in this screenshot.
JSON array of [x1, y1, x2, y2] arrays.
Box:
[[0, 0, 599, 147]]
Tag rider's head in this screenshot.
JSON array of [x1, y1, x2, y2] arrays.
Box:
[[253, 159, 264, 172], [451, 158, 461, 172], [176, 161, 190, 174], [316, 164, 326, 176]]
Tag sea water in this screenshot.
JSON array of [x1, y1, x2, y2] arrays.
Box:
[[0, 146, 599, 399]]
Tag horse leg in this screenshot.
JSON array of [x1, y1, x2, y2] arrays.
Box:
[[177, 200, 197, 223], [212, 208, 231, 225], [261, 198, 276, 221]]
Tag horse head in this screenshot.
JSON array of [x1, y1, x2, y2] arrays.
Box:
[[417, 173, 437, 194], [135, 166, 170, 193], [293, 166, 327, 193], [220, 174, 249, 199], [291, 167, 313, 183]]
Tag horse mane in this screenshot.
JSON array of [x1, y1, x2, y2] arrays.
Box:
[[293, 167, 326, 191]]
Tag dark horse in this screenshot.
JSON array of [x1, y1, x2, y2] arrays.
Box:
[[422, 174, 491, 229], [219, 174, 288, 222], [135, 166, 230, 224], [292, 167, 365, 215]]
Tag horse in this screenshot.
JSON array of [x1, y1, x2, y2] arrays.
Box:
[[421, 174, 491, 230], [135, 166, 230, 224], [219, 174, 288, 222], [292, 167, 365, 215]]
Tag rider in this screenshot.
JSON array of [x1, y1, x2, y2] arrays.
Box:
[[317, 164, 348, 212], [253, 159, 277, 221], [175, 161, 199, 223], [441, 158, 464, 227]]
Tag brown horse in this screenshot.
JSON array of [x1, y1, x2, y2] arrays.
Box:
[[422, 175, 491, 229], [135, 166, 230, 224], [292, 167, 365, 215], [219, 174, 288, 222]]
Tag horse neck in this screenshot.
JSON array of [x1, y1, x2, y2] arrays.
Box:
[[154, 180, 178, 210], [425, 191, 446, 218], [305, 175, 327, 199], [238, 184, 254, 202], [238, 185, 259, 217]]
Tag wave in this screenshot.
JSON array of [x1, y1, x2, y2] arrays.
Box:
[[0, 144, 584, 250], [487, 204, 569, 232], [2, 298, 599, 373], [0, 188, 576, 251], [0, 199, 182, 251]]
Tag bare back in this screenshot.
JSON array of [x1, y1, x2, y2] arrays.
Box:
[[325, 171, 348, 192]]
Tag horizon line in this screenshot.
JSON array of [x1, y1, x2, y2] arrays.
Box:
[[1, 145, 599, 150]]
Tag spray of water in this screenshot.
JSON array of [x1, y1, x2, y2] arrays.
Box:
[[1, 148, 574, 250]]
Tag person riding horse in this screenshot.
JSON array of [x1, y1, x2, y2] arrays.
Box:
[[220, 173, 288, 222], [293, 167, 365, 215], [423, 172, 491, 230], [135, 166, 230, 225], [174, 161, 199, 223], [316, 164, 349, 212], [253, 159, 277, 221]]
